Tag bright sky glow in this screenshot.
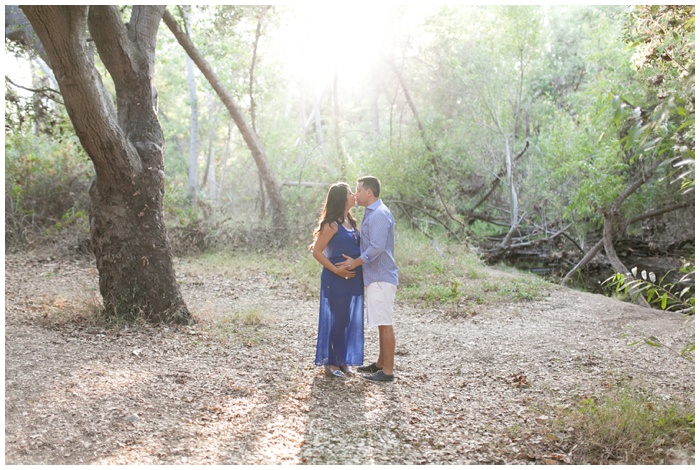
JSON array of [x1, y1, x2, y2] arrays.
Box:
[[279, 4, 399, 91], [5, 53, 34, 97]]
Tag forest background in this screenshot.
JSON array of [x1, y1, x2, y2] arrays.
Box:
[[5, 5, 695, 314], [3, 5, 696, 465]]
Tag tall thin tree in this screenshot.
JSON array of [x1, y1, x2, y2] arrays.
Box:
[[163, 8, 287, 229]]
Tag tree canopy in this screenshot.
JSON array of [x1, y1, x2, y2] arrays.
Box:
[[5, 5, 694, 318]]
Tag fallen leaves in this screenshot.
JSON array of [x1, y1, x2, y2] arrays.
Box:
[[4, 253, 695, 465], [510, 372, 530, 388]]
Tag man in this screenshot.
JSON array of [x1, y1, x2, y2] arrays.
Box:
[[337, 176, 399, 382]]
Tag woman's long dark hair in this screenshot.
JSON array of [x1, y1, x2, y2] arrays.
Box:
[[311, 182, 357, 243]]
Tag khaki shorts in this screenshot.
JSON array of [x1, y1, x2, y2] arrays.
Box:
[[366, 282, 397, 327]]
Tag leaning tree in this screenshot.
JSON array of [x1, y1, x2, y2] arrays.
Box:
[[14, 6, 191, 324]]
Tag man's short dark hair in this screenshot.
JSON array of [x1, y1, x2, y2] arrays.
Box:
[[358, 176, 380, 197]]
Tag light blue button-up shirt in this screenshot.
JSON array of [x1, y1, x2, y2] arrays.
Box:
[[359, 199, 399, 286]]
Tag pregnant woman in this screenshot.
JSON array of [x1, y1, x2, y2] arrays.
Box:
[[310, 183, 364, 377]]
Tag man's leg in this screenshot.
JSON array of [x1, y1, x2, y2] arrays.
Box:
[[361, 282, 396, 377], [377, 325, 395, 376]]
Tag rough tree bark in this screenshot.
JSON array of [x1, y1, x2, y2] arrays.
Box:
[[163, 8, 287, 229], [19, 6, 191, 324]]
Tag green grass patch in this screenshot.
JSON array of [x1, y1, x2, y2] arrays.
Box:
[[395, 228, 551, 314], [564, 388, 695, 464], [178, 225, 554, 319], [199, 305, 270, 347]]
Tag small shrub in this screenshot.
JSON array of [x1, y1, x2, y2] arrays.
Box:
[[604, 263, 695, 314], [603, 262, 695, 361], [5, 132, 92, 251]]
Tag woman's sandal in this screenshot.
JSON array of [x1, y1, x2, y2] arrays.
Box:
[[324, 366, 344, 378]]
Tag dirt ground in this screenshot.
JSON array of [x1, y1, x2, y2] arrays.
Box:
[[4, 253, 695, 464]]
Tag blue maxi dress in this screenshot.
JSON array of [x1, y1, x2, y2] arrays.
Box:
[[314, 223, 364, 367]]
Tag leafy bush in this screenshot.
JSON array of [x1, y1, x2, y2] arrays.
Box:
[[5, 133, 92, 251], [604, 262, 695, 314], [603, 262, 695, 361]]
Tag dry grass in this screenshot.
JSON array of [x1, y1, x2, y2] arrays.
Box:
[[566, 388, 695, 464]]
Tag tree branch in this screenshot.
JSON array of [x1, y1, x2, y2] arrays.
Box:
[[465, 141, 528, 218], [561, 238, 605, 286], [5, 76, 63, 104], [627, 201, 692, 226], [162, 7, 286, 227], [383, 199, 461, 240], [20, 6, 137, 179], [603, 211, 651, 308]]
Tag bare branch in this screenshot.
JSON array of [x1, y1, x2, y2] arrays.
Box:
[[5, 76, 63, 105]]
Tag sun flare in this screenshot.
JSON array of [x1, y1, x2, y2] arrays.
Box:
[[281, 4, 394, 90]]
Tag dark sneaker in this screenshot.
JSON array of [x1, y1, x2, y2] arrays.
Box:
[[362, 370, 394, 382], [357, 362, 381, 373]]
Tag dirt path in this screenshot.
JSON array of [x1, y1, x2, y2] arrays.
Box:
[[4, 254, 695, 464]]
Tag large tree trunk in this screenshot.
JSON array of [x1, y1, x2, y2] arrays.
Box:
[[21, 6, 191, 324], [163, 8, 287, 229]]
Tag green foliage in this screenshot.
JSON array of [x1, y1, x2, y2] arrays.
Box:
[[597, 6, 695, 313], [604, 263, 695, 315], [566, 388, 695, 464], [4, 5, 694, 310], [626, 6, 695, 102], [603, 261, 695, 362], [624, 5, 695, 192], [4, 132, 93, 250]]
